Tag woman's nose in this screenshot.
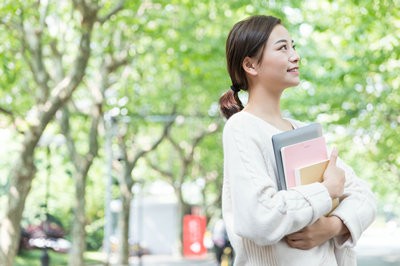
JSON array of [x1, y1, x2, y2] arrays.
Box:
[[290, 50, 300, 63]]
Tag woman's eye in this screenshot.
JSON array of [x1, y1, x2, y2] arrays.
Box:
[[292, 44, 296, 50], [279, 45, 288, 50]]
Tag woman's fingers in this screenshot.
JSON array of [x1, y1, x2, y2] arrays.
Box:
[[328, 147, 338, 166]]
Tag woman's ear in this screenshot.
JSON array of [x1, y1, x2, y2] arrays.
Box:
[[242, 56, 258, 76]]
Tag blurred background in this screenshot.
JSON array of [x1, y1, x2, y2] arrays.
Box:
[[0, 0, 399, 265]]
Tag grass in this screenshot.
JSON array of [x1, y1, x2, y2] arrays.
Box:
[[15, 249, 105, 266]]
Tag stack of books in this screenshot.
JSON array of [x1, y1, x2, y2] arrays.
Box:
[[272, 123, 338, 212]]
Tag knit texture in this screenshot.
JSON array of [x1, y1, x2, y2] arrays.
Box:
[[222, 111, 376, 266]]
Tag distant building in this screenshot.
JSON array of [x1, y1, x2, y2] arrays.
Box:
[[130, 194, 179, 255], [109, 180, 179, 255]]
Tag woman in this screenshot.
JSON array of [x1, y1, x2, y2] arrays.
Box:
[[219, 15, 376, 266]]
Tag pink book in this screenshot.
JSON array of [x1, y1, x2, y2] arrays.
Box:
[[281, 136, 328, 188]]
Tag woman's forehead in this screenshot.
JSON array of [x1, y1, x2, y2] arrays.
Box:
[[267, 25, 293, 45]]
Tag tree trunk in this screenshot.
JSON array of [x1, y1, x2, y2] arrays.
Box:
[[0, 7, 95, 264], [176, 188, 185, 255], [63, 103, 100, 266], [118, 185, 132, 266], [0, 146, 36, 266], [115, 115, 174, 264], [117, 162, 133, 266], [68, 172, 87, 266]]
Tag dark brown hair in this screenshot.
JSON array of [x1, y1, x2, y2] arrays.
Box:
[[219, 15, 281, 119]]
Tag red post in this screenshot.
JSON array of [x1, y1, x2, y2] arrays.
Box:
[[183, 215, 207, 257]]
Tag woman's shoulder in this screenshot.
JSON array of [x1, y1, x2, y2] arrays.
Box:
[[224, 111, 249, 125], [224, 112, 312, 132], [223, 111, 278, 144], [224, 111, 267, 132], [225, 113, 311, 129]]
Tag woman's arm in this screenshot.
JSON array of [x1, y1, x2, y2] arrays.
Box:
[[223, 118, 334, 245], [285, 154, 376, 249], [329, 157, 377, 247], [285, 215, 350, 249]]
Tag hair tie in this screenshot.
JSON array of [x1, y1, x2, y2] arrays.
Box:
[[230, 85, 240, 93]]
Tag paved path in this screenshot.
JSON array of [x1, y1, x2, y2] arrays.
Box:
[[124, 222, 400, 266], [125, 251, 400, 266], [128, 254, 217, 266], [355, 222, 400, 266]]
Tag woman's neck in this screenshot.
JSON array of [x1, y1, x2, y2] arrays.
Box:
[[243, 85, 292, 131]]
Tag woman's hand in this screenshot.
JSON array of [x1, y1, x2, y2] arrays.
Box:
[[322, 148, 345, 199], [285, 216, 349, 250]]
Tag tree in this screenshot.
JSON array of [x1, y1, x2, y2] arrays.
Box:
[[146, 117, 221, 253], [114, 112, 175, 265], [59, 48, 129, 265], [0, 0, 124, 264], [61, 103, 101, 266], [1, 1, 398, 264]]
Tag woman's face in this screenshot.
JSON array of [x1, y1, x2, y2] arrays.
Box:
[[255, 24, 300, 90]]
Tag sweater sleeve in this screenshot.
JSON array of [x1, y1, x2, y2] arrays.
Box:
[[329, 157, 377, 248], [223, 119, 332, 246]]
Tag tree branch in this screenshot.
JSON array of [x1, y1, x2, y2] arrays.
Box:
[[60, 107, 82, 168], [167, 121, 220, 166], [128, 106, 177, 170], [147, 158, 174, 178], [36, 2, 98, 131], [87, 102, 102, 161], [98, 0, 125, 24], [50, 39, 65, 81], [106, 55, 130, 74], [18, 6, 51, 103], [0, 106, 14, 117], [187, 122, 220, 162], [166, 134, 186, 163], [0, 106, 22, 133]]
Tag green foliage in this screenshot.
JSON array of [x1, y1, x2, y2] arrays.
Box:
[[280, 0, 400, 204], [85, 218, 105, 251], [1, 0, 400, 255], [15, 250, 102, 266]]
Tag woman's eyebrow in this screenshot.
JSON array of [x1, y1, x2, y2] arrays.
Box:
[[273, 39, 294, 45]]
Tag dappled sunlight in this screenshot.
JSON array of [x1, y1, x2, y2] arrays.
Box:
[[0, 0, 398, 265]]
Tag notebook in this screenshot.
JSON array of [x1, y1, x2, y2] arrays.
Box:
[[295, 159, 329, 185], [271, 123, 323, 190], [281, 136, 328, 188], [295, 159, 339, 213]]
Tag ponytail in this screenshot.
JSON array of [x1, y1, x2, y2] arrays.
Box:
[[219, 86, 244, 119]]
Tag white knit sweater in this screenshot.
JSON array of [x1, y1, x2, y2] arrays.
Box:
[[222, 111, 376, 266]]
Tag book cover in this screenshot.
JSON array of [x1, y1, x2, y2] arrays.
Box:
[[281, 136, 328, 188], [272, 123, 322, 190], [296, 159, 339, 212], [296, 159, 329, 185]]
